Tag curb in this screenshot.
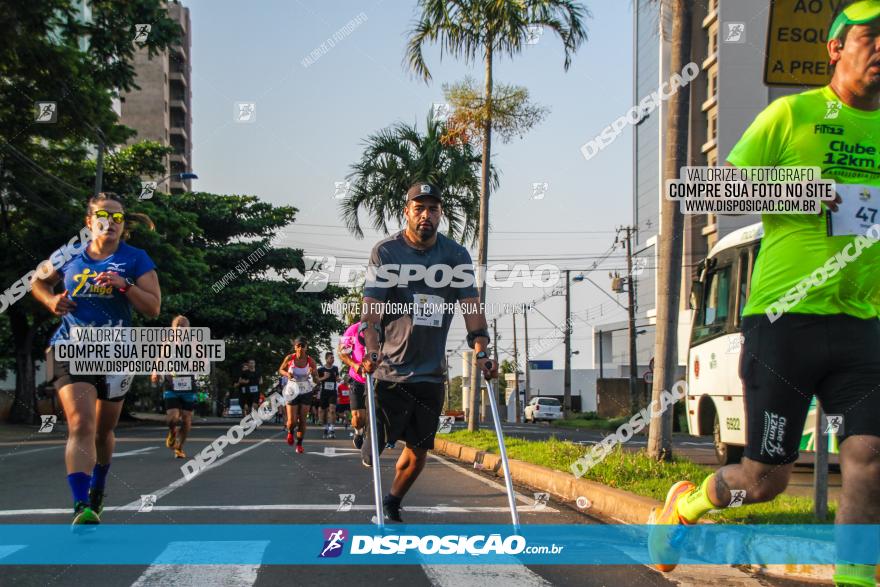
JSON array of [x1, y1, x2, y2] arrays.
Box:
[[431, 438, 839, 585]]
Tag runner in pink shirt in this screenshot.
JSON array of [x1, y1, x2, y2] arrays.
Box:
[[337, 322, 367, 449]]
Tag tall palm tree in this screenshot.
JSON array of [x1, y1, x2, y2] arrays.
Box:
[[647, 0, 692, 461], [406, 0, 589, 430], [341, 112, 496, 245]]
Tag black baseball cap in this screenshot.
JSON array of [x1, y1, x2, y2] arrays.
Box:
[[406, 181, 442, 202]]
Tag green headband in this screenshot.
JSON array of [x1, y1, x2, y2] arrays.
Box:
[[830, 0, 880, 41]]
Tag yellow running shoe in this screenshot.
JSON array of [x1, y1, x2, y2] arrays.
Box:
[[174, 447, 186, 459], [165, 429, 175, 449], [647, 480, 695, 572]]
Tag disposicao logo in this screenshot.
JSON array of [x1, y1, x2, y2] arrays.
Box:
[[319, 528, 347, 558]]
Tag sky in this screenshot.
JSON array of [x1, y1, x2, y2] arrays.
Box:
[[184, 0, 636, 376]]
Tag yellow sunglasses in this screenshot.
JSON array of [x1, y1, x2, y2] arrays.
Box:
[[93, 210, 126, 224]]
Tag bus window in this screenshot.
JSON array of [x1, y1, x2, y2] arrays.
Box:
[[692, 263, 733, 343], [736, 251, 750, 323]]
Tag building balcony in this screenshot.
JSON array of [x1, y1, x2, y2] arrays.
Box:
[[169, 71, 188, 87], [702, 51, 717, 70], [170, 179, 190, 193], [170, 99, 188, 113], [170, 125, 188, 141], [170, 152, 188, 166], [701, 94, 717, 112], [702, 8, 718, 29], [701, 137, 717, 154]]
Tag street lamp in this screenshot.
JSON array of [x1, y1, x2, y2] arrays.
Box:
[[139, 171, 198, 200]]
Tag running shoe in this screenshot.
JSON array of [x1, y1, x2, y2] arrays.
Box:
[[174, 448, 186, 459], [87, 488, 105, 515], [295, 444, 304, 454], [72, 501, 100, 527], [647, 480, 696, 572], [352, 430, 364, 450], [833, 563, 878, 587], [383, 499, 403, 523], [165, 429, 175, 449], [286, 431, 294, 446], [328, 430, 336, 439]]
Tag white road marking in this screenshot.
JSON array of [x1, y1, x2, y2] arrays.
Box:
[[0, 446, 62, 458], [0, 504, 557, 517], [120, 437, 274, 510], [113, 446, 159, 457], [428, 453, 534, 505], [423, 562, 552, 587], [0, 545, 26, 561], [130, 541, 269, 587]]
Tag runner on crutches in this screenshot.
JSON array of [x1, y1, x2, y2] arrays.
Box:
[[359, 181, 498, 524]]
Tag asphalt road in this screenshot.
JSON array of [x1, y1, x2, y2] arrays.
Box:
[[0, 421, 814, 587]]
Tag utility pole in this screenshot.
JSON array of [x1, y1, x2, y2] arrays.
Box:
[[93, 131, 105, 197], [624, 226, 639, 415], [444, 351, 451, 412], [512, 312, 521, 423], [523, 306, 531, 406], [598, 329, 604, 379], [563, 270, 572, 414], [493, 318, 501, 420]]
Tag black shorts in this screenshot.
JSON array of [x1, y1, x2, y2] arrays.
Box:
[[374, 380, 445, 450], [240, 392, 256, 405], [741, 313, 880, 465], [165, 394, 195, 412], [320, 389, 337, 409], [288, 391, 316, 407], [349, 380, 366, 410], [46, 348, 126, 402], [336, 403, 350, 413]]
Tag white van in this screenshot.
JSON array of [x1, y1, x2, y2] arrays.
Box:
[[685, 222, 839, 465]]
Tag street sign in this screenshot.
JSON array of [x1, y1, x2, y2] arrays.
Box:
[[764, 0, 840, 87], [529, 360, 553, 370]]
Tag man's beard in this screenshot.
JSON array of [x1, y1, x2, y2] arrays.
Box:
[[410, 220, 437, 239]]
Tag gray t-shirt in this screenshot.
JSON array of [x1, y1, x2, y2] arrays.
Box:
[[363, 231, 478, 383]]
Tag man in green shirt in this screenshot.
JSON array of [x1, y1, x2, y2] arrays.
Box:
[[649, 3, 880, 585]]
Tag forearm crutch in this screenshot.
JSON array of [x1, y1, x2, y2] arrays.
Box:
[[364, 353, 384, 529], [483, 361, 520, 529]]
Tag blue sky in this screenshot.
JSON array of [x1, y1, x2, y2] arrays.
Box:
[[185, 0, 635, 372]]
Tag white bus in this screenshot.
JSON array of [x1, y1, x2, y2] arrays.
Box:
[[685, 222, 839, 465]]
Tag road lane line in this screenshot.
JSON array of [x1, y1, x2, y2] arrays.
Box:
[[113, 446, 159, 457], [427, 453, 534, 505], [130, 541, 269, 587], [120, 437, 275, 510], [0, 446, 62, 458], [0, 504, 557, 517], [422, 562, 552, 586]]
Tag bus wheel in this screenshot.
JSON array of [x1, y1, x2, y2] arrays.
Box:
[[713, 413, 744, 465]]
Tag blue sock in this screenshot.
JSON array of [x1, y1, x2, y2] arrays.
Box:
[[90, 463, 110, 492], [67, 472, 91, 506]]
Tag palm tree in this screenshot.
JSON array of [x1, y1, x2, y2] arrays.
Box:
[[406, 0, 589, 431], [647, 0, 692, 461], [341, 112, 496, 245]]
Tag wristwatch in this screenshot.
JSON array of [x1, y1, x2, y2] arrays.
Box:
[[118, 277, 135, 293], [475, 351, 488, 361]]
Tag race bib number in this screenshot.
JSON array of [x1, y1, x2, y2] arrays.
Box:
[[248, 385, 258, 393], [341, 388, 350, 397], [828, 184, 880, 237], [413, 293, 444, 328], [172, 376, 192, 391], [105, 374, 134, 399], [323, 382, 336, 391]]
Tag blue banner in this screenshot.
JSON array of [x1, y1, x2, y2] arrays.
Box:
[[0, 524, 878, 565]]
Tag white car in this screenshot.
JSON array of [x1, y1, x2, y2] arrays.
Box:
[[524, 397, 562, 423], [226, 398, 243, 418]]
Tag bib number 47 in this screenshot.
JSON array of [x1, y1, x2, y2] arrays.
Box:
[[856, 206, 878, 224]]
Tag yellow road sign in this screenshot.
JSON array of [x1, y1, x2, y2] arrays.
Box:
[[764, 0, 844, 87]]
